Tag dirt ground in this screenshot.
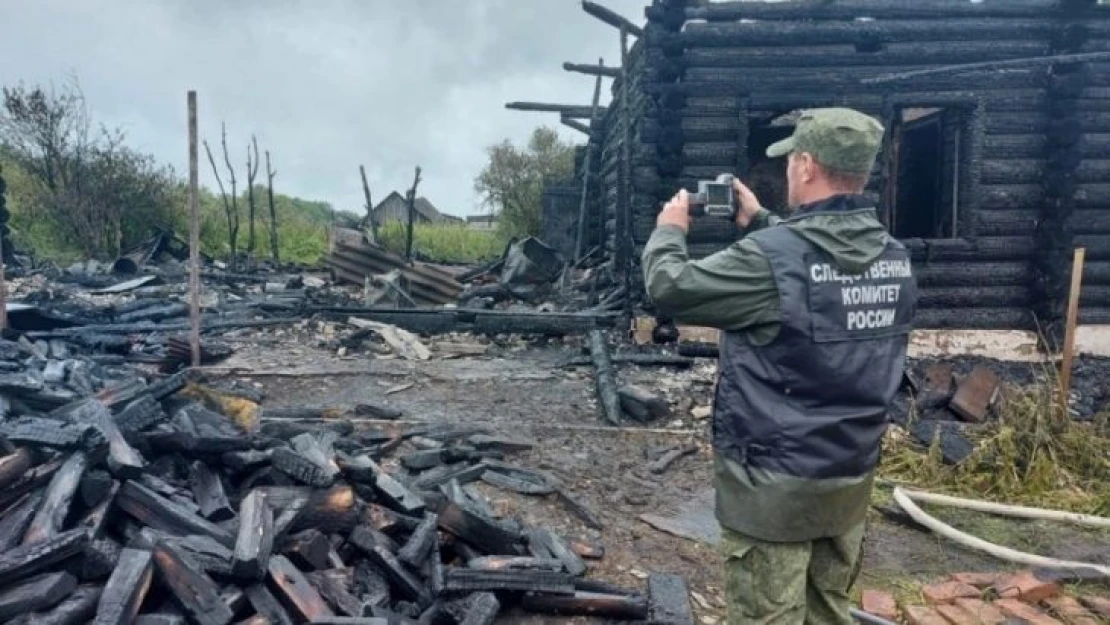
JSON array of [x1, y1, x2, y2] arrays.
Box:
[[200, 324, 1110, 623]]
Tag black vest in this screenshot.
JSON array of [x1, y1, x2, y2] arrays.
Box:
[[712, 214, 917, 480]]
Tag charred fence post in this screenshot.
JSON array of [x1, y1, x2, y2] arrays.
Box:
[[1034, 0, 1093, 347]]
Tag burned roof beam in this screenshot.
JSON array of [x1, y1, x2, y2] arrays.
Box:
[[563, 62, 619, 79], [505, 102, 607, 119], [561, 117, 591, 135], [862, 51, 1110, 85], [685, 0, 1063, 21], [582, 1, 642, 38]]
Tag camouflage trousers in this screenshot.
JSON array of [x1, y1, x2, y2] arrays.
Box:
[[720, 522, 865, 625]]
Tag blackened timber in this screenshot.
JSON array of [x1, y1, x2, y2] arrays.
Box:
[[368, 459, 425, 516], [865, 51, 1110, 85], [0, 528, 87, 586], [687, 0, 1060, 20], [116, 480, 237, 548], [442, 568, 574, 594], [77, 399, 144, 478], [284, 530, 332, 571], [680, 19, 1054, 47], [397, 513, 438, 568], [505, 102, 608, 119], [588, 330, 622, 425], [152, 541, 234, 625], [244, 584, 295, 625], [0, 417, 94, 450], [563, 61, 619, 78], [0, 447, 31, 489], [312, 307, 618, 336], [17, 584, 101, 625], [272, 435, 339, 487], [914, 308, 1032, 330], [467, 556, 563, 571], [261, 485, 358, 535], [0, 493, 40, 550], [582, 1, 642, 37], [25, 318, 298, 340], [232, 490, 273, 581], [455, 592, 499, 625], [305, 570, 364, 617], [95, 547, 153, 625], [679, 41, 1051, 69], [267, 555, 335, 622], [529, 529, 587, 577], [521, 591, 649, 620], [23, 451, 86, 545], [351, 538, 430, 607], [0, 571, 78, 622], [190, 461, 235, 521], [432, 498, 525, 556], [78, 538, 122, 581]]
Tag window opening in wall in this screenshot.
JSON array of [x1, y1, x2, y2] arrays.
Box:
[[884, 107, 960, 239], [744, 110, 795, 215]]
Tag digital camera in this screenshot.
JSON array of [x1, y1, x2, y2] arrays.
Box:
[[687, 173, 736, 219]]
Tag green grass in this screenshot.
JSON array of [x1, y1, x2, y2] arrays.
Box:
[[377, 221, 505, 264]]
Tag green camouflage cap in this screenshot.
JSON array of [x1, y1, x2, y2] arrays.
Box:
[[765, 107, 884, 174]]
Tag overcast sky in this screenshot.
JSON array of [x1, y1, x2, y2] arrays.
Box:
[[0, 0, 645, 217]]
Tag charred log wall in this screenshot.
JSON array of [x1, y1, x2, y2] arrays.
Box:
[[601, 0, 1110, 331]]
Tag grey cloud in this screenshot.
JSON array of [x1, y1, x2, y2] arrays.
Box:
[[0, 0, 643, 216]]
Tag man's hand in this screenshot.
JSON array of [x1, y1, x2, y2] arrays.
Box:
[[733, 178, 763, 228], [657, 189, 691, 233]]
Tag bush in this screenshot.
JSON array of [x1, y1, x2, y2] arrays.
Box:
[[377, 221, 504, 264]]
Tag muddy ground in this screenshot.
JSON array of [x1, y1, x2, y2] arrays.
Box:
[[198, 324, 1110, 623]]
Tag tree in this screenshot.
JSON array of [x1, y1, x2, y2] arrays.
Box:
[[266, 150, 279, 263], [246, 135, 260, 263], [474, 126, 575, 239], [203, 122, 239, 270], [0, 78, 178, 259]]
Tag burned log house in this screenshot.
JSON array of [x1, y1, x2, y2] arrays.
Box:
[[525, 0, 1110, 341]]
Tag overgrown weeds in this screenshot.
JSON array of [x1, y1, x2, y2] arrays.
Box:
[[881, 361, 1110, 515], [377, 221, 505, 264]]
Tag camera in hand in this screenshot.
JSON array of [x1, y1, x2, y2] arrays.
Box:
[[688, 173, 736, 220]]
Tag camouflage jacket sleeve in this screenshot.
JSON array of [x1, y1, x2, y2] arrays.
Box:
[[640, 209, 782, 332]]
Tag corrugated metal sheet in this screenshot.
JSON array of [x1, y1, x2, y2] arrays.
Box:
[[325, 227, 463, 305]]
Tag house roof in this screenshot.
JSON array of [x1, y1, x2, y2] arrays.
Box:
[[373, 192, 449, 221]]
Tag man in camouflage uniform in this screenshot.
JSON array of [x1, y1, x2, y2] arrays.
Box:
[[641, 108, 917, 625]]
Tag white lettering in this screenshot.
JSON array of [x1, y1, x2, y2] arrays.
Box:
[[840, 284, 902, 306], [847, 308, 897, 330]]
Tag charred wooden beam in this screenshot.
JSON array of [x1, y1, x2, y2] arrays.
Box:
[[648, 444, 698, 474], [350, 534, 431, 607], [190, 461, 235, 522], [272, 433, 340, 487], [687, 0, 1063, 20], [529, 529, 587, 577], [23, 451, 86, 546], [96, 547, 154, 625], [83, 400, 145, 478], [582, 1, 641, 37], [467, 556, 563, 571], [0, 493, 39, 551], [521, 591, 649, 620], [563, 61, 619, 78], [310, 307, 619, 337], [453, 592, 499, 625], [78, 538, 122, 581], [397, 513, 438, 568], [617, 385, 671, 422], [431, 498, 525, 556], [260, 485, 358, 535], [0, 571, 78, 622], [555, 490, 603, 531], [0, 448, 32, 490], [152, 540, 235, 625], [0, 417, 95, 450], [305, 570, 365, 617], [283, 529, 332, 571], [505, 102, 607, 119], [442, 568, 574, 594], [267, 555, 335, 622], [116, 480, 236, 548], [561, 117, 591, 135], [232, 490, 273, 581], [75, 480, 118, 540], [244, 584, 295, 625], [588, 330, 622, 425], [0, 528, 86, 586], [14, 583, 101, 625]]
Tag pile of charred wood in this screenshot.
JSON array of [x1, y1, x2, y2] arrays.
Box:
[[0, 357, 693, 623]]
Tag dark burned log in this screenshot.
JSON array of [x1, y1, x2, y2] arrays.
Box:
[[151, 540, 235, 625], [23, 451, 86, 546], [116, 480, 236, 548], [272, 433, 339, 487], [466, 556, 564, 572], [617, 385, 670, 422], [679, 40, 1051, 69], [588, 330, 622, 426], [504, 102, 607, 119], [0, 493, 40, 550], [521, 591, 649, 620], [78, 538, 122, 581], [25, 318, 298, 340], [431, 498, 525, 556], [528, 529, 587, 577], [244, 584, 295, 625], [76, 480, 118, 539], [680, 19, 1054, 47], [189, 461, 234, 522], [113, 395, 167, 437], [0, 447, 32, 490], [914, 308, 1032, 330], [349, 529, 430, 607], [452, 592, 499, 625], [284, 529, 332, 571], [77, 399, 145, 478], [261, 485, 358, 535], [480, 463, 555, 496], [582, 0, 642, 37], [232, 490, 273, 581], [267, 555, 335, 622], [0, 571, 78, 622], [563, 61, 619, 78], [0, 527, 87, 587], [443, 568, 574, 594], [0, 417, 95, 450], [397, 513, 438, 569], [13, 584, 101, 625], [96, 547, 153, 625], [306, 570, 366, 617]]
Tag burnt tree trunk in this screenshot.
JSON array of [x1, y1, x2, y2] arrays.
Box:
[[265, 151, 279, 264], [246, 135, 260, 266]]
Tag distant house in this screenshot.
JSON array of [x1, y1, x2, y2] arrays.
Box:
[[465, 214, 498, 230], [372, 192, 460, 225]]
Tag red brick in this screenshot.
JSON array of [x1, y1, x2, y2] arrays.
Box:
[[861, 589, 899, 622], [950, 572, 1004, 588], [992, 570, 1060, 603], [995, 599, 1064, 625], [923, 580, 981, 605], [949, 366, 1000, 423], [905, 605, 954, 625], [1043, 596, 1100, 625], [1078, 595, 1110, 619], [953, 598, 1007, 624]]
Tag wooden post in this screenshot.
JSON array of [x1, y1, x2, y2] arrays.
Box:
[[359, 165, 378, 243], [1058, 247, 1085, 419], [619, 26, 633, 325], [188, 91, 201, 368], [405, 166, 422, 263], [574, 58, 605, 262]]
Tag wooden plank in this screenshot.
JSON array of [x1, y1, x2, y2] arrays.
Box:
[[1060, 247, 1086, 419], [232, 490, 273, 581], [266, 555, 334, 622], [95, 548, 153, 625], [22, 452, 86, 546]]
